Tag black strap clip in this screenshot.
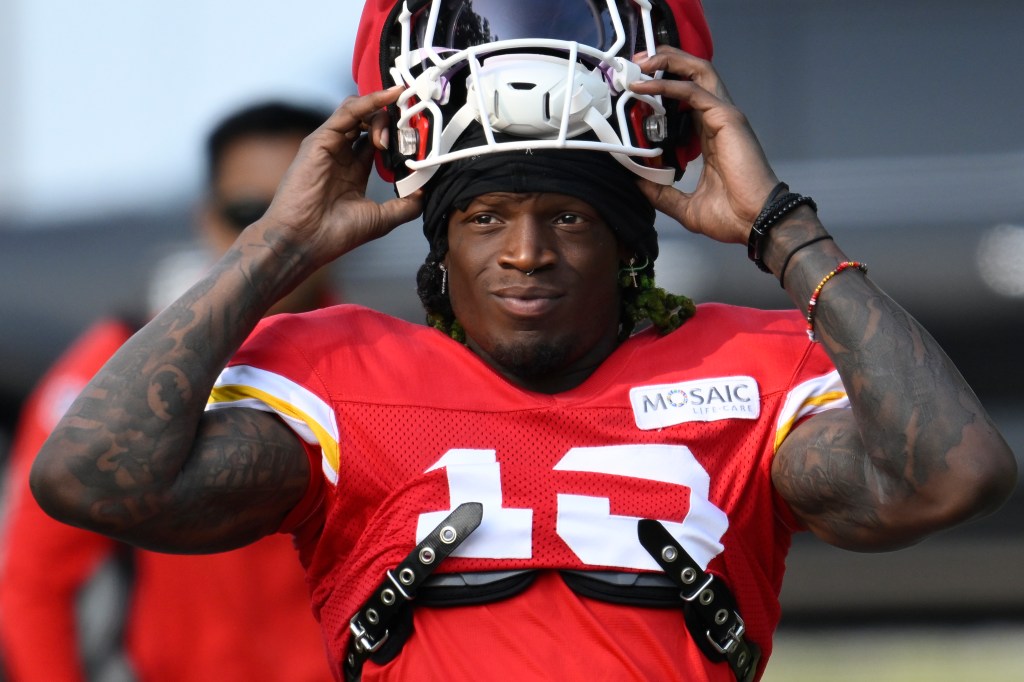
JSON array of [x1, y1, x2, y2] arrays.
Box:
[[345, 502, 483, 679], [637, 519, 761, 682]]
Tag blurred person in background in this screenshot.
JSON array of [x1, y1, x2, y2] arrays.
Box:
[[0, 101, 336, 682]]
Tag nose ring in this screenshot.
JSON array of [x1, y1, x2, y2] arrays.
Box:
[[526, 269, 535, 276]]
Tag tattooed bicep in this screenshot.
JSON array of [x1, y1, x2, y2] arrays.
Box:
[[192, 407, 312, 493], [770, 409, 886, 547], [151, 407, 313, 552]]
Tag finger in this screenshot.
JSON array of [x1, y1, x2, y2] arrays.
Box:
[[630, 77, 741, 136], [369, 109, 391, 151], [636, 179, 695, 231], [348, 133, 377, 186], [633, 46, 733, 104], [378, 190, 424, 230], [322, 86, 404, 138]]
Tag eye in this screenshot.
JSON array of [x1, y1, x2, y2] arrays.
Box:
[[553, 212, 594, 232], [554, 213, 584, 225], [469, 213, 499, 225]]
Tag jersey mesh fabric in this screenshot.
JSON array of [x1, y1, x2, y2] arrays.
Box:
[[209, 303, 846, 681]]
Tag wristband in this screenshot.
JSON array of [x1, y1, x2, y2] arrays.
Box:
[[747, 190, 818, 274]]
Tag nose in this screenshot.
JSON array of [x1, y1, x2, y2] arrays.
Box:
[[498, 217, 557, 275]]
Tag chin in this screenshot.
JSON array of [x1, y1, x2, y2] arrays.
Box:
[[488, 338, 574, 380]]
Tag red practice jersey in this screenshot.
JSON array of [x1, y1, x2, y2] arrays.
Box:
[[209, 303, 849, 682], [0, 318, 332, 682]]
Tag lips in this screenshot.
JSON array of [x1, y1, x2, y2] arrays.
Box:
[[491, 285, 564, 318]]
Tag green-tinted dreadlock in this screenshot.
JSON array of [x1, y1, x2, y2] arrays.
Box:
[[415, 237, 695, 343], [617, 259, 696, 340]]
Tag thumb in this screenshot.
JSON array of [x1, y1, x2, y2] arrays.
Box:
[[638, 179, 692, 227], [378, 190, 424, 231]]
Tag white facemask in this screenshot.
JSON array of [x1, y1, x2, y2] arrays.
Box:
[[386, 0, 678, 196]]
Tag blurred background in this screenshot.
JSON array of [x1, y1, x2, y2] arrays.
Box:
[[1, 0, 1023, 679]]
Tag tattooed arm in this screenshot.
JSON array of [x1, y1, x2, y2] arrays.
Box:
[[29, 88, 422, 554], [762, 211, 1015, 550], [633, 46, 1016, 551]]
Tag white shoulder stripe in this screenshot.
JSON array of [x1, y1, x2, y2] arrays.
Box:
[[207, 365, 340, 485], [773, 369, 850, 452]]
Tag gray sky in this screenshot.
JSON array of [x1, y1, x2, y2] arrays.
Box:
[[0, 0, 362, 223]]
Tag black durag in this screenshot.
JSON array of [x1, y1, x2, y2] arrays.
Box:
[[420, 126, 658, 260]]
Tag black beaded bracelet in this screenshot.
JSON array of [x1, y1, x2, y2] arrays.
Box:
[[749, 182, 790, 235], [747, 192, 818, 273]]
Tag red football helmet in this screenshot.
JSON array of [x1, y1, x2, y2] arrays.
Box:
[[353, 0, 713, 195]]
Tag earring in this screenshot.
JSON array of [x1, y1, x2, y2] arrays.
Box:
[[439, 263, 448, 295], [620, 256, 649, 288]]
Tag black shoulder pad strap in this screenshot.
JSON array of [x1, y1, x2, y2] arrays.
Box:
[[637, 519, 760, 682], [346, 502, 483, 679]]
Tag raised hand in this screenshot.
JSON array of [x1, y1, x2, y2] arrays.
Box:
[[629, 46, 780, 245], [260, 87, 424, 269]]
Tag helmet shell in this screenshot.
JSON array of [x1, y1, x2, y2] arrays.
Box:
[[353, 0, 713, 182]]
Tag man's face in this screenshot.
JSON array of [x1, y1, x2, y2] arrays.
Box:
[[446, 191, 625, 393]]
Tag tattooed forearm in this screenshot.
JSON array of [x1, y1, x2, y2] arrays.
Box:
[[820, 293, 973, 476], [767, 215, 1016, 549], [29, 223, 316, 552]]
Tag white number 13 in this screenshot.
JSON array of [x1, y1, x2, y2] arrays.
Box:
[[416, 444, 728, 571]]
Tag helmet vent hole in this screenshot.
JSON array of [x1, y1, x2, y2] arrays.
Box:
[[508, 82, 536, 90]]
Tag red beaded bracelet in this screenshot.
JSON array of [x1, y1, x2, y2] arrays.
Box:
[[806, 261, 868, 342]]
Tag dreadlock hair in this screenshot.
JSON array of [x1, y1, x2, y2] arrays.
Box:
[[617, 256, 696, 340], [415, 235, 695, 344], [416, 233, 465, 343]]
